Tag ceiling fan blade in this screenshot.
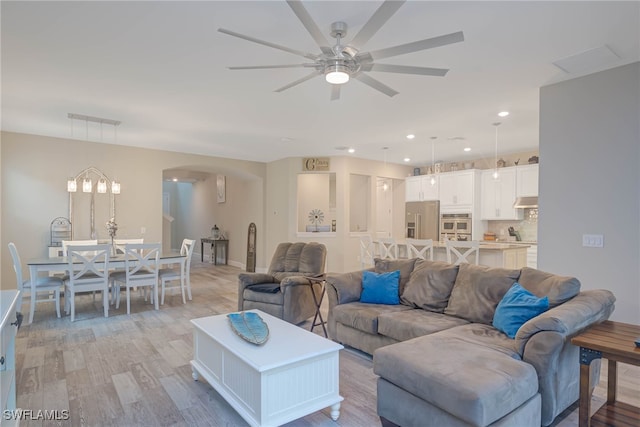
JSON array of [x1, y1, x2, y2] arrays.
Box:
[[218, 28, 318, 61], [229, 64, 316, 70], [330, 85, 341, 101], [350, 0, 406, 49], [286, 0, 332, 51], [354, 73, 399, 97], [367, 63, 449, 77], [361, 31, 464, 61], [274, 71, 321, 93]]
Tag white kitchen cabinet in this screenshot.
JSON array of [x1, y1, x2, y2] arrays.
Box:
[[516, 164, 539, 197], [405, 175, 439, 202], [480, 168, 523, 220], [439, 170, 477, 211]]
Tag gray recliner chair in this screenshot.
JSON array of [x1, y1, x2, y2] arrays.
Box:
[[238, 242, 326, 325]]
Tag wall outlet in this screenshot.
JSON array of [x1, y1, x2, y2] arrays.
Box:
[[582, 234, 604, 248], [141, 226, 146, 235]]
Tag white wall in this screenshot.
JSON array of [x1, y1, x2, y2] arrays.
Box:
[[538, 62, 640, 324]]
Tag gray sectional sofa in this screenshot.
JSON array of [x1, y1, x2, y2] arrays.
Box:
[[325, 258, 616, 427]]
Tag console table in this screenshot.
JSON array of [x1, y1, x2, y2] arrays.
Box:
[[571, 320, 640, 427], [201, 237, 229, 265]]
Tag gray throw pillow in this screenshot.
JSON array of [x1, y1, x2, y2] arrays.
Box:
[[374, 258, 416, 296], [401, 260, 459, 313], [444, 264, 520, 324], [517, 267, 581, 307]]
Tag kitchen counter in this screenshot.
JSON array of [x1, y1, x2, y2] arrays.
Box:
[[396, 240, 529, 269]]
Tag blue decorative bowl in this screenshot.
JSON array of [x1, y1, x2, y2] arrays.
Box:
[[227, 311, 269, 345]]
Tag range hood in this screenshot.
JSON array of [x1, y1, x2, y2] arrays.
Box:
[[513, 196, 538, 209]]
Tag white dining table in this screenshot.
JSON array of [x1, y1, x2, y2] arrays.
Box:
[[26, 252, 186, 323]]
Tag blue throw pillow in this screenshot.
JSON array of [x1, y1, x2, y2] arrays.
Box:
[[360, 270, 400, 305], [493, 282, 549, 339]]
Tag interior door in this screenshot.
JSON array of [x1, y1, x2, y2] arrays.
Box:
[[376, 177, 393, 238]]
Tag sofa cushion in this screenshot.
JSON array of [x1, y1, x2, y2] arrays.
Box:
[[401, 260, 459, 313], [374, 333, 538, 426], [332, 302, 413, 334], [439, 323, 519, 357], [374, 258, 416, 296], [493, 283, 550, 338], [360, 270, 400, 305], [444, 264, 520, 324], [518, 267, 581, 307], [377, 309, 469, 342]]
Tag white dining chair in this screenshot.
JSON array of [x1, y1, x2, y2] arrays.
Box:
[[446, 240, 480, 265], [64, 244, 111, 322], [159, 238, 195, 305], [377, 238, 398, 260], [8, 242, 63, 323], [406, 238, 434, 261], [114, 238, 144, 254], [111, 243, 161, 314], [359, 235, 376, 269], [62, 239, 98, 256]]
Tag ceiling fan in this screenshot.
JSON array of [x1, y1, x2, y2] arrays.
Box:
[[218, 0, 464, 100]]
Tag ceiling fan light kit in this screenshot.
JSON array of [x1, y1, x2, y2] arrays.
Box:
[[325, 63, 350, 84], [219, 0, 464, 100]]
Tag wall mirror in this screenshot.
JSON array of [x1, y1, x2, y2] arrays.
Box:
[[297, 173, 336, 233], [68, 166, 117, 239]]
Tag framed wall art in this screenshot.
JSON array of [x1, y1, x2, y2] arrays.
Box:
[[217, 174, 226, 203]]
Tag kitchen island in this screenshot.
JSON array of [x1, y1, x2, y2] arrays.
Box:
[[394, 241, 529, 269]]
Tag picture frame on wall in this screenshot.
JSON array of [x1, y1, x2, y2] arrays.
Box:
[[217, 175, 226, 203]]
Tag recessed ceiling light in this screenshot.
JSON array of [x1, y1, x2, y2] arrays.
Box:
[[498, 111, 510, 117], [172, 178, 178, 182], [464, 147, 471, 152], [403, 158, 411, 162], [347, 148, 355, 153], [406, 134, 415, 140]]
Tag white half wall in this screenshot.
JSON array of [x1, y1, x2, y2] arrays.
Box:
[[538, 62, 640, 324]]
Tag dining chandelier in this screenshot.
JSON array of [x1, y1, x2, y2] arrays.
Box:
[[66, 167, 120, 195], [67, 113, 122, 194], [67, 175, 120, 194]]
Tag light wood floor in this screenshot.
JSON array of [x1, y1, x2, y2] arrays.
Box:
[[14, 261, 639, 426]]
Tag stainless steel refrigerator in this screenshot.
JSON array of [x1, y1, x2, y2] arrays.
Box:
[[405, 201, 440, 240]]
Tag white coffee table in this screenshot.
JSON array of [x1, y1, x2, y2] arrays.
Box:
[[191, 309, 344, 427]]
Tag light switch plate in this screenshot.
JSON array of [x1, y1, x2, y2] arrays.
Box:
[[582, 234, 604, 248]]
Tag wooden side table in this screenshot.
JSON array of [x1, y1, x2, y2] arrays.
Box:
[[571, 320, 640, 427]]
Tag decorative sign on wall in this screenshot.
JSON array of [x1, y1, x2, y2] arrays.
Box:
[[302, 157, 330, 171]]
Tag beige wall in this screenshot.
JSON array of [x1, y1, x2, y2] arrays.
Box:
[[1, 131, 266, 290]]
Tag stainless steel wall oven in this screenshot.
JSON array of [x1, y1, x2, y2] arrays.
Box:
[[440, 213, 472, 241]]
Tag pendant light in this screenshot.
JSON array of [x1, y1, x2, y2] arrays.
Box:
[[67, 178, 77, 192], [429, 137, 437, 186], [492, 122, 501, 180], [382, 147, 389, 191], [97, 179, 107, 194], [82, 174, 92, 193]]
